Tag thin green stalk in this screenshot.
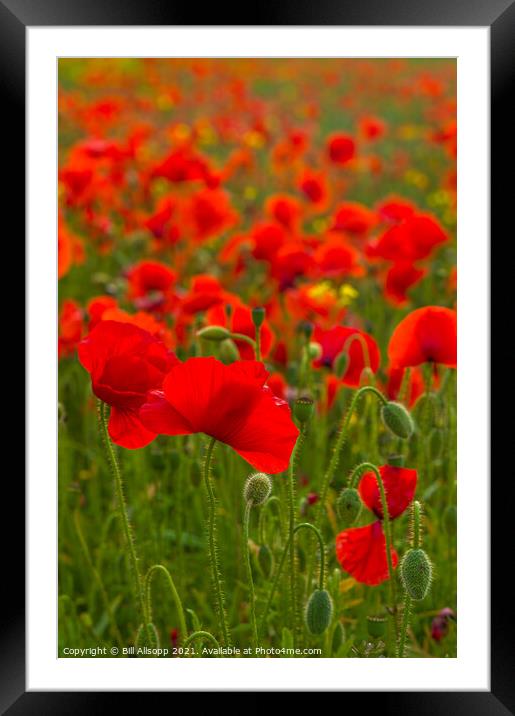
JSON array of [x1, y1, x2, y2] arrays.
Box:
[[287, 423, 307, 647], [97, 400, 149, 634], [397, 595, 412, 658], [73, 510, 123, 648], [144, 564, 188, 646], [261, 522, 326, 634], [243, 500, 259, 654], [349, 462, 398, 638], [183, 630, 221, 652], [229, 332, 256, 356], [203, 437, 232, 648]]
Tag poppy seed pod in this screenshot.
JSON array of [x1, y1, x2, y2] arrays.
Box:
[[294, 396, 314, 424], [400, 548, 433, 600], [197, 325, 231, 342], [337, 487, 362, 526], [251, 306, 266, 328], [243, 472, 272, 506], [334, 350, 349, 379], [305, 589, 333, 635], [381, 401, 415, 439]]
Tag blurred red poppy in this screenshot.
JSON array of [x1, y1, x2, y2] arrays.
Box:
[[327, 133, 356, 165], [139, 357, 299, 473], [313, 325, 380, 387], [78, 321, 178, 448], [388, 306, 457, 368]]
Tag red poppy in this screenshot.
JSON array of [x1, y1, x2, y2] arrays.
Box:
[[58, 299, 84, 358], [313, 325, 380, 387], [78, 321, 178, 449], [368, 213, 447, 262], [336, 522, 399, 586], [298, 168, 329, 208], [251, 222, 288, 262], [126, 260, 177, 300], [358, 464, 417, 520], [359, 115, 387, 141], [332, 202, 376, 235], [313, 235, 362, 278], [384, 261, 427, 305], [87, 295, 119, 329], [386, 366, 425, 407], [376, 196, 416, 224], [388, 306, 457, 368], [265, 194, 302, 232], [139, 357, 299, 473], [327, 133, 356, 165], [336, 464, 417, 585]]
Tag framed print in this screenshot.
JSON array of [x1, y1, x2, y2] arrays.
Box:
[[2, 0, 512, 708]]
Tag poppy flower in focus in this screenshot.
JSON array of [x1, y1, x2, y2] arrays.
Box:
[[336, 522, 399, 586], [327, 133, 356, 165], [78, 321, 179, 449], [388, 306, 457, 369], [139, 357, 299, 473], [313, 325, 380, 387], [358, 464, 417, 520], [336, 464, 417, 585]]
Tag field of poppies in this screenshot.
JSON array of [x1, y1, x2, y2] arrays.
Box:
[[58, 58, 457, 659]]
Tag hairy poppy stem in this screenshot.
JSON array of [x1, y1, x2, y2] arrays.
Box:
[[349, 462, 398, 641], [397, 501, 421, 657], [182, 630, 221, 653], [203, 437, 232, 649], [261, 522, 326, 634], [287, 423, 307, 647], [97, 400, 149, 640], [243, 500, 259, 654], [307, 386, 388, 593], [144, 564, 188, 648]]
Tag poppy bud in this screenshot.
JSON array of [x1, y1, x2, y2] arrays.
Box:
[[307, 342, 322, 360], [243, 472, 272, 506], [336, 487, 362, 526], [257, 544, 274, 579], [219, 338, 240, 364], [197, 325, 231, 342], [293, 396, 314, 424], [334, 351, 349, 379], [305, 589, 333, 635], [400, 548, 433, 600], [251, 306, 266, 328], [332, 621, 345, 653], [381, 401, 415, 439], [366, 615, 387, 638]]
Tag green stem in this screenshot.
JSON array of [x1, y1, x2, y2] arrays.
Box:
[[349, 462, 397, 637], [261, 522, 326, 634], [397, 594, 412, 657], [243, 500, 259, 654], [287, 423, 307, 647], [183, 630, 221, 652], [97, 400, 148, 633], [203, 437, 232, 648], [229, 332, 257, 356], [144, 564, 188, 646], [73, 510, 123, 648]]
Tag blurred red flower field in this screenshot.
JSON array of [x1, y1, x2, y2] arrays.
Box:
[[58, 58, 457, 659]]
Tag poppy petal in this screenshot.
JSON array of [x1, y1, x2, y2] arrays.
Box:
[[335, 521, 398, 586], [108, 406, 158, 449], [139, 390, 193, 436], [358, 464, 417, 520]]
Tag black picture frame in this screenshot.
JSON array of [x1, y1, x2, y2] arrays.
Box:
[[4, 0, 513, 710]]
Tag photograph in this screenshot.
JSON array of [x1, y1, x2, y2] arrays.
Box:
[[57, 57, 458, 660]]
